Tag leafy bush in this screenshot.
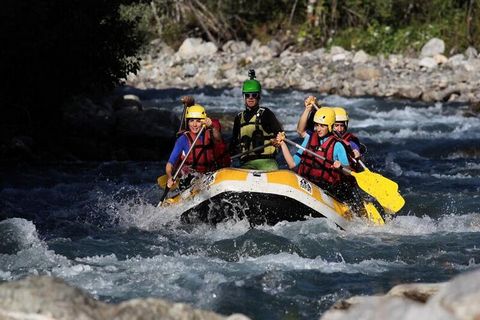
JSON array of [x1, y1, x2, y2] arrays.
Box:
[[2, 0, 145, 131], [123, 0, 479, 54]]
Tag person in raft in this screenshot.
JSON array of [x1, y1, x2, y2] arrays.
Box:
[[166, 104, 225, 190], [177, 96, 231, 168], [229, 69, 283, 171], [276, 107, 364, 212], [297, 96, 365, 170]]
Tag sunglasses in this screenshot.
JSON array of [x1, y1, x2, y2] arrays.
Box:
[[244, 93, 259, 99]]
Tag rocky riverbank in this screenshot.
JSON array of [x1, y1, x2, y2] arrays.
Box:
[[320, 268, 480, 320], [127, 37, 480, 104], [0, 276, 249, 320], [2, 269, 480, 319]]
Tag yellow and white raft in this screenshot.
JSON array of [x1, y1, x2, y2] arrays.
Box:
[[162, 168, 380, 229]]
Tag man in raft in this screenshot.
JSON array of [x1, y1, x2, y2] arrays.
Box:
[[230, 69, 283, 171]]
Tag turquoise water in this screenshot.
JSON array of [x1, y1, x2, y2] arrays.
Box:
[[1, 89, 479, 319]]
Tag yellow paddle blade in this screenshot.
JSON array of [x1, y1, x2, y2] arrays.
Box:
[[363, 202, 385, 225], [351, 170, 405, 213], [156, 175, 178, 190]]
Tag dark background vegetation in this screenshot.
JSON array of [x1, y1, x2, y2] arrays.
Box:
[[1, 0, 478, 162], [128, 0, 479, 54]]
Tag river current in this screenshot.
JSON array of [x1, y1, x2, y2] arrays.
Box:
[[1, 88, 479, 319]]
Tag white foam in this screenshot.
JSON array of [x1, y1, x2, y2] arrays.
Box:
[[349, 213, 480, 236]]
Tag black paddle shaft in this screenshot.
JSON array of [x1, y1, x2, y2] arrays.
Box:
[[231, 141, 274, 160], [159, 126, 206, 204], [283, 138, 353, 175]]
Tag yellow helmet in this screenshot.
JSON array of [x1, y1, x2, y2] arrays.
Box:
[[313, 107, 336, 132], [185, 104, 207, 119], [333, 107, 349, 122]]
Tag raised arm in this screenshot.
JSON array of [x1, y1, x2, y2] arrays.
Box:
[[297, 96, 316, 136]]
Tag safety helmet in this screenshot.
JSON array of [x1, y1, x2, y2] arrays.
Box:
[[185, 104, 207, 119], [333, 107, 349, 122], [313, 107, 336, 132], [242, 79, 261, 93]]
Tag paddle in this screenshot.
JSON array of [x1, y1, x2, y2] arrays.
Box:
[[231, 141, 274, 160], [363, 201, 385, 225], [157, 175, 179, 190], [159, 125, 206, 205], [283, 138, 405, 213], [176, 96, 192, 137]]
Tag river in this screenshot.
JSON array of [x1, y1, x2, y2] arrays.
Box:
[[1, 88, 479, 319]]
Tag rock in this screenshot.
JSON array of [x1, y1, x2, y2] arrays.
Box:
[[177, 38, 217, 59], [464, 46, 478, 59], [433, 54, 448, 65], [267, 39, 282, 57], [353, 66, 382, 81], [427, 269, 480, 320], [447, 54, 466, 66], [0, 276, 250, 320], [183, 63, 198, 77], [321, 268, 480, 320], [419, 57, 438, 69], [388, 283, 445, 303], [332, 53, 347, 62], [352, 50, 369, 64], [113, 94, 143, 111], [222, 40, 248, 53], [122, 36, 480, 111], [310, 48, 326, 59], [249, 39, 261, 52], [330, 46, 347, 55], [420, 38, 445, 57]]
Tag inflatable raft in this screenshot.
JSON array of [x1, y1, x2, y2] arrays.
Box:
[[162, 168, 366, 229]]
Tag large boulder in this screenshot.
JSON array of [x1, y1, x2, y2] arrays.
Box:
[[420, 38, 445, 58], [177, 38, 218, 60], [353, 66, 382, 81], [0, 276, 250, 320], [321, 268, 480, 320]]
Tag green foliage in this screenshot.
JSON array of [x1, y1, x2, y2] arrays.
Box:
[[331, 23, 442, 54]]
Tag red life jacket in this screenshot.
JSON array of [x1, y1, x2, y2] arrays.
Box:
[[338, 132, 362, 171], [182, 130, 217, 173], [342, 132, 360, 153], [297, 134, 342, 186], [210, 119, 231, 168]]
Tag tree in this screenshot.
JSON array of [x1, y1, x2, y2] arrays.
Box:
[[1, 0, 145, 133]]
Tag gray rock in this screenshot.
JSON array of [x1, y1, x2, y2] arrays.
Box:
[[352, 50, 369, 64], [222, 40, 248, 53], [353, 66, 382, 81], [267, 39, 282, 57], [419, 57, 438, 69], [388, 283, 445, 303], [330, 46, 347, 55], [249, 39, 262, 52], [177, 38, 217, 59], [321, 269, 480, 320], [0, 276, 250, 320], [183, 63, 198, 77], [448, 54, 466, 66], [464, 46, 478, 59], [420, 38, 445, 57], [125, 38, 480, 104], [332, 53, 347, 62], [427, 268, 480, 320]]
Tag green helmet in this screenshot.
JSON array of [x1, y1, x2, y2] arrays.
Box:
[[242, 79, 261, 93]]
